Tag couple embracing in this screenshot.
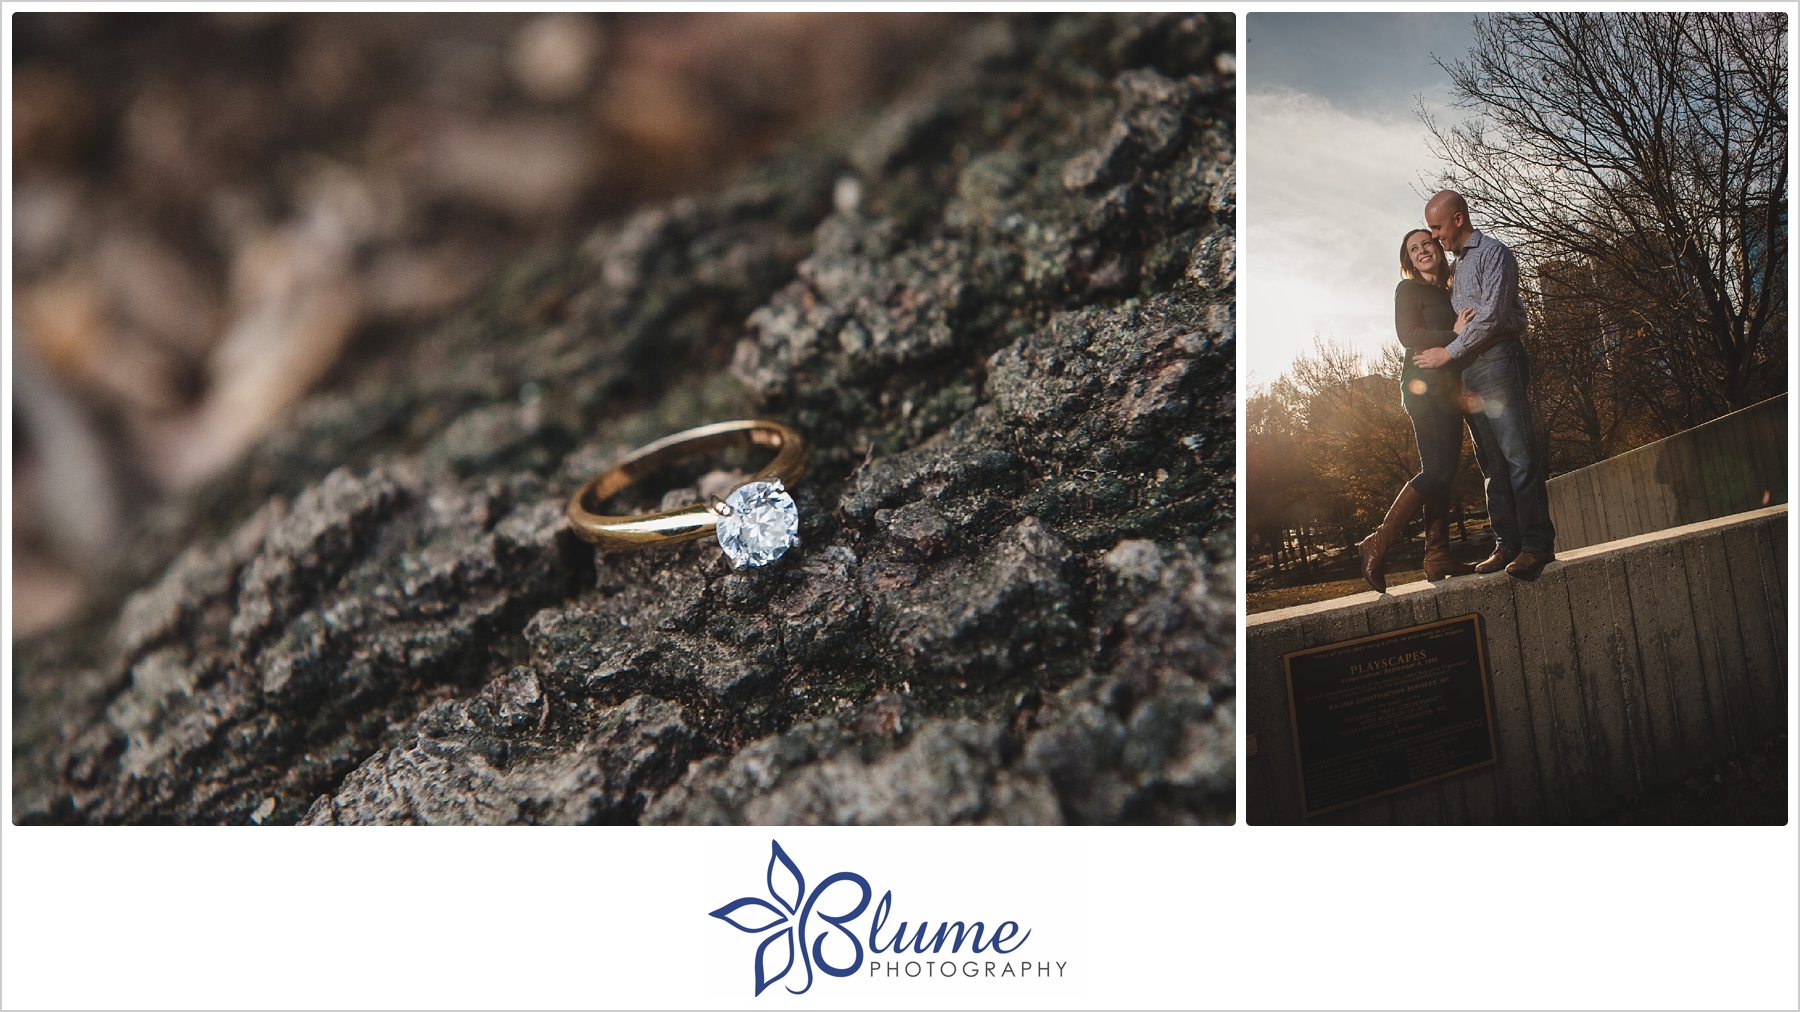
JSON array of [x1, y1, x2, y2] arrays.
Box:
[[1359, 190, 1556, 593]]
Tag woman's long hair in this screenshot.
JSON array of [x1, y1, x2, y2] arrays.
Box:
[[1399, 228, 1451, 289]]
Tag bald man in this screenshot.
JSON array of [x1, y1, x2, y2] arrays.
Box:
[[1412, 190, 1555, 578]]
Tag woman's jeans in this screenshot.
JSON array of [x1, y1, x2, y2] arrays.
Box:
[[1403, 374, 1463, 500], [1460, 340, 1556, 553]]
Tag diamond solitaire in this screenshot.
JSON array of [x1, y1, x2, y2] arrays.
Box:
[[714, 480, 799, 568], [565, 420, 809, 562]]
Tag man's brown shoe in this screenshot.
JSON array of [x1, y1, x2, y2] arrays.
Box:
[[1504, 550, 1555, 578], [1473, 548, 1518, 574]]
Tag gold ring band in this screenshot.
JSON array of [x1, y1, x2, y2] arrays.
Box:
[[565, 420, 809, 552]]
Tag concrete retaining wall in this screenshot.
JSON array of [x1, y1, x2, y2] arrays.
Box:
[[1548, 394, 1787, 552], [1247, 505, 1788, 824]]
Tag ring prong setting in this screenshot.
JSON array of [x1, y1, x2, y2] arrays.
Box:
[[714, 480, 799, 568]]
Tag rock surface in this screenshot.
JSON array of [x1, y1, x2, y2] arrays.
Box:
[[14, 14, 1236, 826]]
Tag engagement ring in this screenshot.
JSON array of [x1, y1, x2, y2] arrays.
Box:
[[565, 420, 808, 568]]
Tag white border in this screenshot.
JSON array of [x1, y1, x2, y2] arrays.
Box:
[[3, 5, 1796, 1010]]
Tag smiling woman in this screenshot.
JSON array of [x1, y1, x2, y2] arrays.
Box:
[[1360, 227, 1473, 591], [1244, 10, 1789, 830], [1242, 14, 1475, 384], [1244, 12, 1486, 592]]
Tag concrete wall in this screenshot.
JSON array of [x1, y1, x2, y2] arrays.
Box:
[[1549, 394, 1787, 552], [1247, 505, 1788, 824]]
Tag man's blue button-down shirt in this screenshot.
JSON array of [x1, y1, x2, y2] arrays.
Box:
[[1445, 228, 1529, 359]]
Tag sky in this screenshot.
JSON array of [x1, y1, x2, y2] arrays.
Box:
[[1243, 13, 1479, 388]]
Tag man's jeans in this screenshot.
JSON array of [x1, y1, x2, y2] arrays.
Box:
[[1461, 340, 1555, 553]]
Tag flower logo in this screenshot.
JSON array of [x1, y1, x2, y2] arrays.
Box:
[[709, 840, 872, 996]]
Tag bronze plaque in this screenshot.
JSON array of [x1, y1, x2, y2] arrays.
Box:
[[1284, 613, 1497, 817]]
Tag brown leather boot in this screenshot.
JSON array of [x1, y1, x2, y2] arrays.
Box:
[[1358, 484, 1426, 593], [1505, 550, 1556, 579], [1422, 494, 1474, 580], [1473, 547, 1518, 574]]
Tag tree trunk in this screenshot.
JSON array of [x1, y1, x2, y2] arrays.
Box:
[[13, 14, 1236, 826]]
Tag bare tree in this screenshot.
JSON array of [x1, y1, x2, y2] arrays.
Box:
[[1425, 12, 1787, 422], [1252, 340, 1420, 543], [1526, 257, 1670, 470], [1245, 386, 1300, 569], [1290, 341, 1416, 534], [1249, 336, 1493, 576]]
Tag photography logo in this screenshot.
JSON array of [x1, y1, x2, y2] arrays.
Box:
[[709, 840, 1056, 997]]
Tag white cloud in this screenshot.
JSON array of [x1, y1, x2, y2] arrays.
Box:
[[1242, 88, 1446, 387]]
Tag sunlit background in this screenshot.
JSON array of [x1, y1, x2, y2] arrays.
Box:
[[1242, 13, 1475, 388], [11, 12, 967, 636], [1244, 10, 1785, 611]]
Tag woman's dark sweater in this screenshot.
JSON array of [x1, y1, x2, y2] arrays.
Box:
[[1394, 277, 1460, 412]]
